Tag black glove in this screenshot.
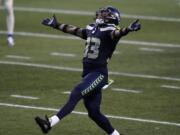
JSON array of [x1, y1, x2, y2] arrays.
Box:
[[128, 19, 141, 31], [41, 14, 59, 28]]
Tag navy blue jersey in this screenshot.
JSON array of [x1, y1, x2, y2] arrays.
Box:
[[82, 23, 120, 77]]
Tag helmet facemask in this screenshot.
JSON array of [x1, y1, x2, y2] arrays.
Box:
[[95, 6, 121, 25]]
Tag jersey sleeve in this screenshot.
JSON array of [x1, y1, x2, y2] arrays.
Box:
[[81, 23, 96, 40]]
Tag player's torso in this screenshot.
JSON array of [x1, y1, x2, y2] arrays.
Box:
[[83, 24, 118, 65], [82, 24, 119, 76]]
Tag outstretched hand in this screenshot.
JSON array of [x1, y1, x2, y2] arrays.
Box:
[[41, 14, 59, 28], [128, 19, 141, 32]]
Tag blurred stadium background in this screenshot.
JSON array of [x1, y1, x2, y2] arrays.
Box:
[[0, 0, 180, 135]]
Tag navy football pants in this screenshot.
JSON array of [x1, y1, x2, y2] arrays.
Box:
[[56, 72, 114, 134]]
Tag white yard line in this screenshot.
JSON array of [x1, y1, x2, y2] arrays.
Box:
[[121, 13, 180, 23], [113, 51, 121, 55], [6, 55, 31, 60], [0, 31, 180, 48], [120, 40, 180, 48], [0, 31, 79, 40], [0, 60, 180, 82], [139, 47, 164, 52], [161, 85, 180, 90], [112, 88, 142, 94], [62, 91, 71, 94], [50, 52, 76, 57], [0, 6, 179, 22], [10, 94, 39, 100], [0, 102, 180, 127]]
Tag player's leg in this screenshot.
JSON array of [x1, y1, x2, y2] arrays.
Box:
[[4, 0, 15, 47], [35, 82, 83, 133], [35, 72, 107, 133], [35, 72, 105, 133], [55, 83, 83, 119], [55, 72, 106, 120], [83, 91, 121, 135]]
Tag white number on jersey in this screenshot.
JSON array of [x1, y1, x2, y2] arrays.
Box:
[[84, 37, 101, 59]]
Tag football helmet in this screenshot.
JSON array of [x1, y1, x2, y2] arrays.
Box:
[[95, 6, 121, 25]]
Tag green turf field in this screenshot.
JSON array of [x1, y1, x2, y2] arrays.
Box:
[[0, 0, 180, 135]]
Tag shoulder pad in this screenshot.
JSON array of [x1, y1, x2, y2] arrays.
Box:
[[86, 23, 95, 30]]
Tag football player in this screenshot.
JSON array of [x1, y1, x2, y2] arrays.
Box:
[[35, 6, 141, 135], [0, 0, 15, 47]]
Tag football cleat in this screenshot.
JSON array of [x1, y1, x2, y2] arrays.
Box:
[[102, 79, 114, 90], [7, 36, 15, 47], [35, 115, 51, 134]]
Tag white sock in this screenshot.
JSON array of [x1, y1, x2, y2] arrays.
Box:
[[4, 0, 15, 35], [110, 129, 120, 135], [49, 115, 60, 127]]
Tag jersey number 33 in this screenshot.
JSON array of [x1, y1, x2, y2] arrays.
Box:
[[84, 37, 101, 59]]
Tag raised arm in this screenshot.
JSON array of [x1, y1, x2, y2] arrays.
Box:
[[42, 14, 86, 39], [111, 19, 141, 40]]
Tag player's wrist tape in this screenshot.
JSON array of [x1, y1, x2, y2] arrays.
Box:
[[58, 24, 68, 32], [73, 28, 80, 35]]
